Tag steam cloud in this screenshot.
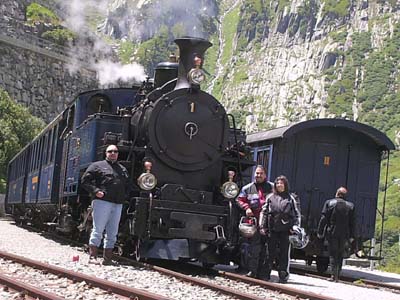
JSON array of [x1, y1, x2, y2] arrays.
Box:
[[95, 61, 146, 85], [120, 0, 218, 40], [62, 0, 217, 85], [62, 0, 146, 86]]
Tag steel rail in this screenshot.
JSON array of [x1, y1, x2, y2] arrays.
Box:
[[0, 250, 170, 300], [291, 265, 400, 292], [217, 271, 336, 300], [0, 273, 65, 300], [119, 256, 336, 300], [117, 256, 265, 300]]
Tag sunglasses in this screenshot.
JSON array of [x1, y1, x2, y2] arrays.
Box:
[[107, 150, 118, 153]]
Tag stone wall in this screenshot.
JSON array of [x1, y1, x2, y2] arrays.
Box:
[[0, 38, 98, 121], [0, 1, 99, 122]]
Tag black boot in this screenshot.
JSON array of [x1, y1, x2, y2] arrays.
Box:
[[102, 248, 117, 266], [278, 271, 289, 283], [89, 245, 98, 259], [88, 245, 100, 264]]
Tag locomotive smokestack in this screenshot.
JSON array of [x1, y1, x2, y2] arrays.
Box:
[[174, 37, 212, 90]]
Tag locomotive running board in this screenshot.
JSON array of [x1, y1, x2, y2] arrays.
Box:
[[169, 212, 217, 240]]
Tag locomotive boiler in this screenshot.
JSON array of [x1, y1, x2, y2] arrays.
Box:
[[5, 37, 253, 266]]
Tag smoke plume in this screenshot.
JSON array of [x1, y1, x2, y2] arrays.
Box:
[[62, 0, 146, 86]]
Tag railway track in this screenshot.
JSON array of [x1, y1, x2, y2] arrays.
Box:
[[10, 227, 330, 300], [290, 265, 400, 293], [0, 272, 64, 300], [118, 256, 336, 300], [5, 222, 399, 300], [0, 250, 170, 300]]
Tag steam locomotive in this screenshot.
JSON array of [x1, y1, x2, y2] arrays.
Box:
[[5, 37, 253, 265]]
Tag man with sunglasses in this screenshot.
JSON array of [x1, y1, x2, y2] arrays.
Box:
[[81, 145, 132, 265]]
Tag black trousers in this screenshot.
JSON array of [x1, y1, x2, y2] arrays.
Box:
[[328, 237, 349, 280], [246, 231, 268, 276], [266, 231, 290, 278]]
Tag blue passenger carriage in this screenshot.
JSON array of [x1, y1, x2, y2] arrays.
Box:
[[247, 118, 395, 272]]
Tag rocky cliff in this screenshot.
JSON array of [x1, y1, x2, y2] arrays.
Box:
[[100, 0, 399, 143], [214, 0, 400, 137]]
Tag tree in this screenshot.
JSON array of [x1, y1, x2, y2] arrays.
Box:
[[0, 88, 45, 193]]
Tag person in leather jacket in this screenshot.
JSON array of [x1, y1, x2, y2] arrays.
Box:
[[236, 165, 273, 279], [259, 175, 301, 283], [317, 187, 355, 281], [81, 144, 132, 265]]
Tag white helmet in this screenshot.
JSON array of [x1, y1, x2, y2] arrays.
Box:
[[289, 226, 309, 249], [238, 217, 257, 238]]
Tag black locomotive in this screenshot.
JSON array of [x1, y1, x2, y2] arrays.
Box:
[[5, 37, 253, 265]]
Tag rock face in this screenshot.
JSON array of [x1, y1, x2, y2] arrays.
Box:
[[216, 0, 400, 132], [100, 0, 399, 137]]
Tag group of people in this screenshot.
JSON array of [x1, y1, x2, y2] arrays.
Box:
[[236, 166, 301, 283], [80, 145, 356, 283], [236, 165, 355, 283]]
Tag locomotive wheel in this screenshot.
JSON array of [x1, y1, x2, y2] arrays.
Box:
[[316, 256, 329, 273]]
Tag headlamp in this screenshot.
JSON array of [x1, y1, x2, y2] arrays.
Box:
[[137, 160, 157, 190], [188, 68, 206, 85], [221, 181, 239, 199], [137, 172, 157, 191]]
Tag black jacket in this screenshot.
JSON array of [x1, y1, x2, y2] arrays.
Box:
[[81, 159, 132, 204], [259, 192, 301, 233], [317, 197, 355, 239]]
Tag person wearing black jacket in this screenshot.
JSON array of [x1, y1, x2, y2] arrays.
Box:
[[317, 187, 355, 282], [81, 144, 132, 265], [259, 175, 301, 283]]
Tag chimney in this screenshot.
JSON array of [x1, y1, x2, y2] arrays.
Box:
[[174, 37, 212, 90]]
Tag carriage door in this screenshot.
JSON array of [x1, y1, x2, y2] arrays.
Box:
[[305, 143, 338, 229]]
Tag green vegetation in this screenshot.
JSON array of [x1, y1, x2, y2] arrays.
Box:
[[135, 25, 176, 75], [329, 30, 348, 44], [376, 151, 400, 272], [26, 3, 60, 25], [0, 88, 45, 193], [322, 0, 350, 18], [326, 32, 372, 118], [42, 28, 76, 46], [118, 41, 135, 64], [220, 5, 241, 66], [26, 3, 76, 47], [236, 1, 267, 51]]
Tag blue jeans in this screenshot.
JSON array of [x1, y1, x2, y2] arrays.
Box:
[[89, 199, 122, 249]]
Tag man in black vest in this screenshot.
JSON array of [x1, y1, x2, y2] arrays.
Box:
[[317, 187, 356, 281]]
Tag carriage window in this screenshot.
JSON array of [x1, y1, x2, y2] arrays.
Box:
[[34, 141, 39, 170], [43, 133, 48, 165], [39, 136, 44, 168], [251, 145, 273, 180], [48, 128, 54, 164], [30, 143, 36, 171], [21, 152, 25, 177], [51, 124, 58, 162]]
